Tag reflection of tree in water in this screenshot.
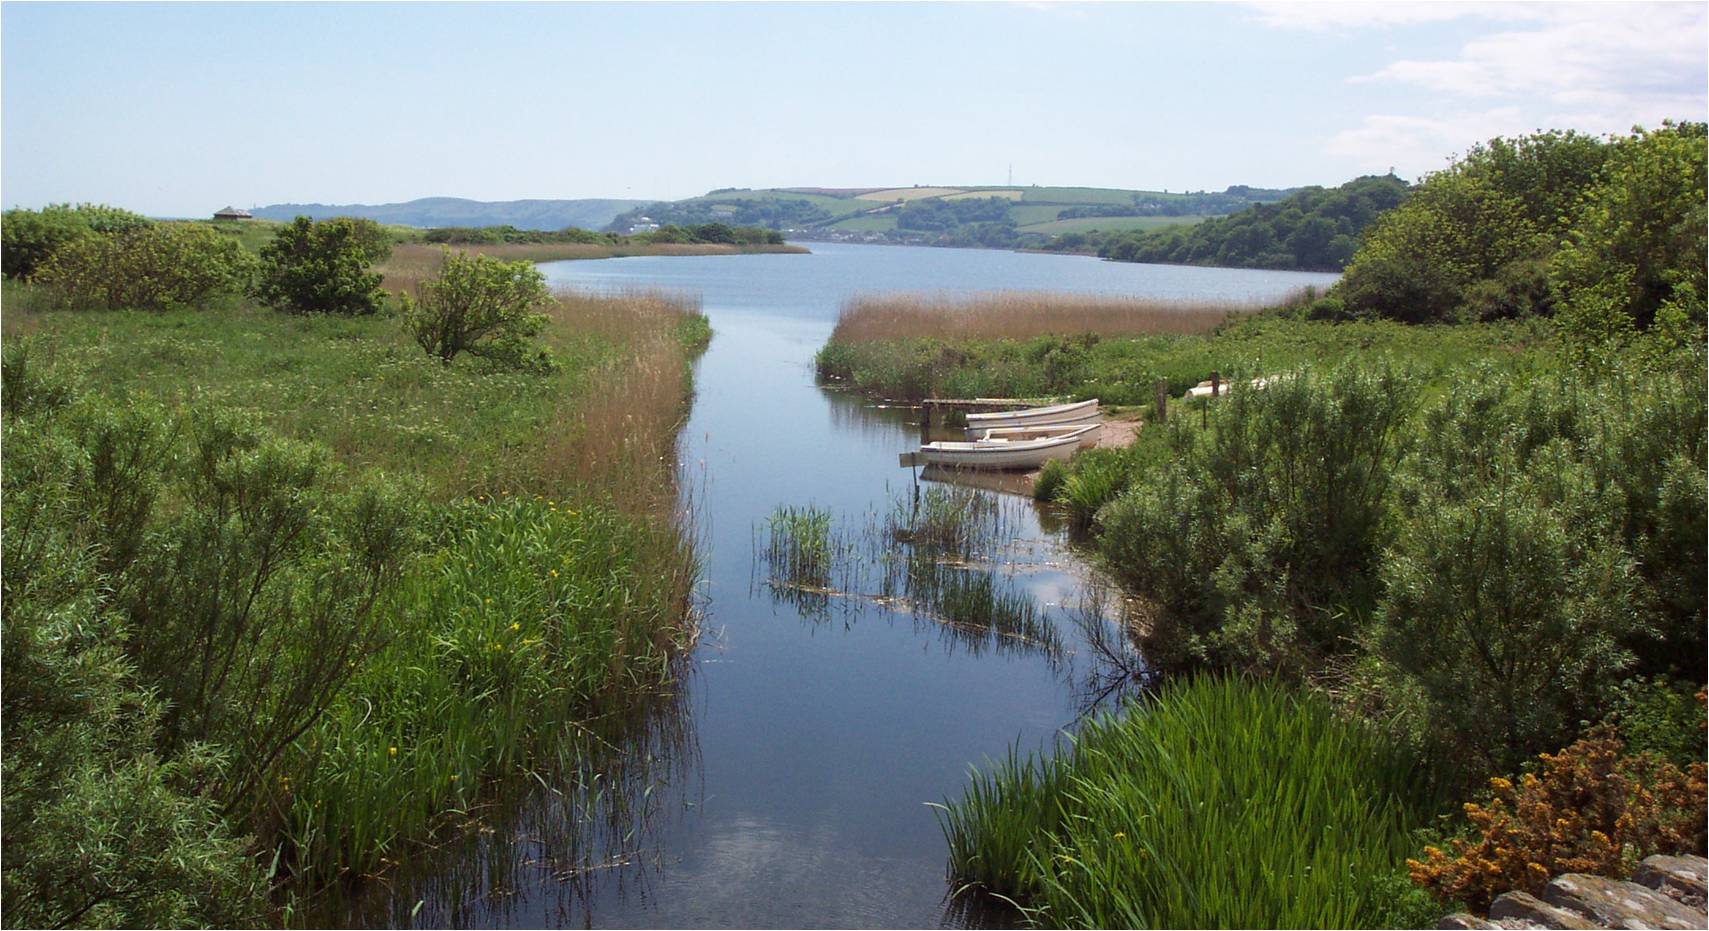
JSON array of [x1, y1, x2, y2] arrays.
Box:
[[318, 662, 701, 929]]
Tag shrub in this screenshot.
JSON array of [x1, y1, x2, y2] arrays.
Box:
[[936, 677, 1427, 928], [2, 385, 268, 927], [1552, 122, 1707, 350], [35, 222, 254, 310], [1098, 366, 1415, 673], [1, 203, 152, 280], [399, 250, 553, 370], [1408, 724, 1707, 913], [255, 216, 388, 315]]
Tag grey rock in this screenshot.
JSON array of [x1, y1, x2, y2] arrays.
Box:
[[1542, 872, 1706, 930], [1489, 891, 1601, 929], [1439, 912, 1502, 929], [1633, 854, 1709, 903]]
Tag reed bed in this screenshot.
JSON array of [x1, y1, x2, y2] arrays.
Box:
[[277, 287, 709, 888], [755, 487, 1059, 660], [934, 676, 1426, 928], [827, 290, 1278, 344]]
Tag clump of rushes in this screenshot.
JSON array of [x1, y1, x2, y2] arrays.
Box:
[[935, 677, 1426, 929], [279, 494, 695, 883], [885, 485, 1007, 556], [764, 505, 836, 590]]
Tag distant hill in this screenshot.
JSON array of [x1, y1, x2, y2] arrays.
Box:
[[605, 184, 1298, 248], [251, 197, 649, 231], [1095, 174, 1410, 271]]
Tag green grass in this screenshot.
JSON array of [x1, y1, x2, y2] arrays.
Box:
[[1017, 186, 1167, 205], [817, 314, 1558, 405], [935, 676, 1430, 928], [4, 279, 708, 901], [3, 297, 622, 497], [282, 494, 693, 883], [1006, 204, 1070, 226], [1018, 214, 1206, 235]]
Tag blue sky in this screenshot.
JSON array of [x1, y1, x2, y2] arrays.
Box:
[[3, 2, 1704, 215]]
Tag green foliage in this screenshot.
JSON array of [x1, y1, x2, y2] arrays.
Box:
[[1099, 366, 1416, 673], [1552, 122, 1708, 356], [400, 250, 554, 370], [255, 216, 388, 315], [1, 203, 153, 280], [815, 315, 1542, 404], [1101, 174, 1408, 271], [1335, 125, 1706, 330], [280, 494, 692, 881], [1, 585, 267, 929], [1605, 678, 1707, 769], [936, 677, 1426, 929], [2, 362, 270, 927], [34, 222, 255, 311]]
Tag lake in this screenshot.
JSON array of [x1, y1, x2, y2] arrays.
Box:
[[339, 243, 1339, 928]]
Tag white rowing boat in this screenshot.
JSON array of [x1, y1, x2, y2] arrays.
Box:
[[978, 422, 1102, 449], [963, 398, 1101, 437], [917, 430, 1083, 471]]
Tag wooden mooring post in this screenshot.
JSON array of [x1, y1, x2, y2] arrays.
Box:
[[1154, 378, 1168, 422]]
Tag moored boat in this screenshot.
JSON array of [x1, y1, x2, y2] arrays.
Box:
[[963, 398, 1100, 437], [978, 422, 1101, 449], [917, 431, 1083, 471]]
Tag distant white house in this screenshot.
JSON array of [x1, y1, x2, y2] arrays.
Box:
[[213, 205, 252, 220], [626, 216, 661, 234]]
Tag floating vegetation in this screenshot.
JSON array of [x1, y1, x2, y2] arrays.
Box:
[[755, 487, 1062, 662], [763, 504, 837, 589]]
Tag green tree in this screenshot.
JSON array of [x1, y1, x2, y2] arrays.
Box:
[[255, 216, 387, 315], [1, 203, 153, 280], [1551, 122, 1708, 351], [35, 222, 255, 310], [399, 250, 554, 369], [1337, 130, 1614, 323]]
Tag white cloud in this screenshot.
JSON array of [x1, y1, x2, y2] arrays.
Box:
[[1242, 2, 1533, 33], [1356, 3, 1707, 108], [1318, 3, 1705, 177], [1323, 108, 1531, 179]]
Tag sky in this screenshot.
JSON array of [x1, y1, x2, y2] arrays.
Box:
[[3, 1, 1704, 215]]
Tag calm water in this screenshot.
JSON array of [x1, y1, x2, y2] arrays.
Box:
[[343, 244, 1339, 928]]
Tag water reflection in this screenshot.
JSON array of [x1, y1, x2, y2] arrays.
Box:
[[325, 669, 700, 929]]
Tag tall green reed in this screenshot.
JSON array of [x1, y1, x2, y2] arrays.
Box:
[[936, 676, 1426, 929]]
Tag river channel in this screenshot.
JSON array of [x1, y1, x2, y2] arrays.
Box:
[[342, 243, 1339, 928]]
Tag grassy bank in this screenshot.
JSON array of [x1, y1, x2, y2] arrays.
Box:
[[815, 291, 1548, 403], [936, 677, 1432, 928], [2, 273, 710, 921]]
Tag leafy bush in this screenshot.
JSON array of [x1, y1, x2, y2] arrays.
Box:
[[2, 364, 269, 927], [35, 222, 254, 310], [1098, 366, 1415, 673], [1338, 129, 1611, 323], [1552, 122, 1708, 357], [399, 250, 553, 370], [1, 203, 152, 280], [1606, 679, 1707, 769], [936, 677, 1427, 928], [1376, 362, 1707, 770], [1408, 723, 1707, 913], [255, 216, 388, 315]]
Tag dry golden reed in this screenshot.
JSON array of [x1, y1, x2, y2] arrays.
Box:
[[827, 290, 1287, 343]]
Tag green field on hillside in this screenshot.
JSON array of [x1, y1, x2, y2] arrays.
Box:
[[1019, 214, 1207, 235]]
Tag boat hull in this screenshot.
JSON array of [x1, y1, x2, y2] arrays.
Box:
[[964, 398, 1100, 434], [918, 433, 1082, 471], [978, 422, 1101, 449]]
